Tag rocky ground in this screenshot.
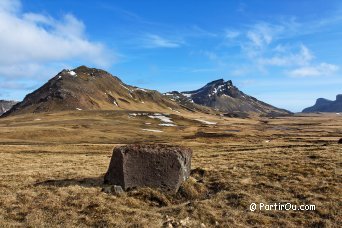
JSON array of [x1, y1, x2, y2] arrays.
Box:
[[0, 111, 341, 227]]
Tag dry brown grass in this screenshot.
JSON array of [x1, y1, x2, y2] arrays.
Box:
[[0, 111, 341, 227]]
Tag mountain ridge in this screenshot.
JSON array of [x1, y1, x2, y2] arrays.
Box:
[[2, 66, 189, 117], [3, 66, 291, 117], [302, 95, 342, 112], [165, 79, 291, 116]]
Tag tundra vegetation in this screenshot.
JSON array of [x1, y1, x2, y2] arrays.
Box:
[[0, 111, 340, 227]]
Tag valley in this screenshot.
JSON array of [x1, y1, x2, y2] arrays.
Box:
[[0, 111, 340, 227]]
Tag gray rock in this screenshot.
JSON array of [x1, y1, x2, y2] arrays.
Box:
[[101, 185, 124, 195], [0, 100, 18, 116], [112, 185, 124, 194], [104, 144, 192, 192]]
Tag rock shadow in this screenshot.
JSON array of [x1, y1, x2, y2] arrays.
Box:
[[34, 176, 104, 188]]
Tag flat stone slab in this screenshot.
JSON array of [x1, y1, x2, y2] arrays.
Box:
[[104, 144, 192, 192]]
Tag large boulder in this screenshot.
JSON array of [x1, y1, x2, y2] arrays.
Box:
[[104, 144, 192, 192]]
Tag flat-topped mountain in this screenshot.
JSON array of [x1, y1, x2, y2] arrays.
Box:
[[0, 100, 18, 116], [2, 66, 185, 117], [165, 79, 291, 116], [302, 95, 342, 113]]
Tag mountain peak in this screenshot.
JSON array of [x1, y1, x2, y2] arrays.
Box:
[[176, 78, 290, 115], [182, 78, 242, 100], [303, 94, 342, 112], [60, 65, 110, 77], [315, 98, 332, 105], [2, 67, 181, 117], [207, 78, 224, 85], [206, 79, 233, 87]]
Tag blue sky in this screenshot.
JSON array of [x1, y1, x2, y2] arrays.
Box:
[[0, 0, 341, 112]]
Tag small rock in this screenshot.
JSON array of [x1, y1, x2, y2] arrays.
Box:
[[101, 186, 112, 194], [112, 185, 124, 195], [200, 223, 206, 228], [101, 185, 124, 195]]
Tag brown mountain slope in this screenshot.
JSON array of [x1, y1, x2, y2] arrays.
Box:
[[3, 66, 192, 117]]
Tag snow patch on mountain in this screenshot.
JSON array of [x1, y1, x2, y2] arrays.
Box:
[[68, 70, 77, 77], [195, 119, 217, 125], [142, 129, 163, 133], [148, 113, 173, 123]]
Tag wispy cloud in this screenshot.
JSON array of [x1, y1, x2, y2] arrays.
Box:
[[289, 63, 339, 77], [141, 34, 182, 48], [224, 20, 340, 77], [258, 45, 314, 67], [224, 29, 240, 39]]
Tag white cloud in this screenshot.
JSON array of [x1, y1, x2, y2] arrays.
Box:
[[241, 23, 282, 59], [226, 21, 340, 78], [0, 0, 113, 79], [0, 0, 21, 13], [258, 45, 314, 67], [246, 23, 282, 48], [142, 34, 181, 48], [289, 63, 339, 77]]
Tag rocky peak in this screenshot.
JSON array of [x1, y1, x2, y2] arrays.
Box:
[[315, 98, 332, 105], [205, 79, 240, 98], [205, 79, 225, 87], [170, 78, 291, 115], [203, 79, 233, 89], [73, 65, 109, 75], [53, 66, 116, 82], [182, 79, 240, 99], [303, 94, 342, 113]]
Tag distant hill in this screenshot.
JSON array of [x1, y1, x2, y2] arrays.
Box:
[[302, 95, 342, 113], [165, 79, 291, 116], [0, 100, 18, 116], [2, 66, 194, 117]]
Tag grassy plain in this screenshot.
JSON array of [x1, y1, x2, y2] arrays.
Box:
[[0, 111, 341, 227]]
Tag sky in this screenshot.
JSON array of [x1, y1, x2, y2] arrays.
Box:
[[0, 0, 341, 112]]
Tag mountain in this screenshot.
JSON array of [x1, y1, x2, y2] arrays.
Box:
[[2, 68, 291, 117], [302, 95, 342, 113], [163, 91, 213, 113], [165, 79, 291, 116], [2, 66, 188, 117], [0, 100, 18, 116]]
